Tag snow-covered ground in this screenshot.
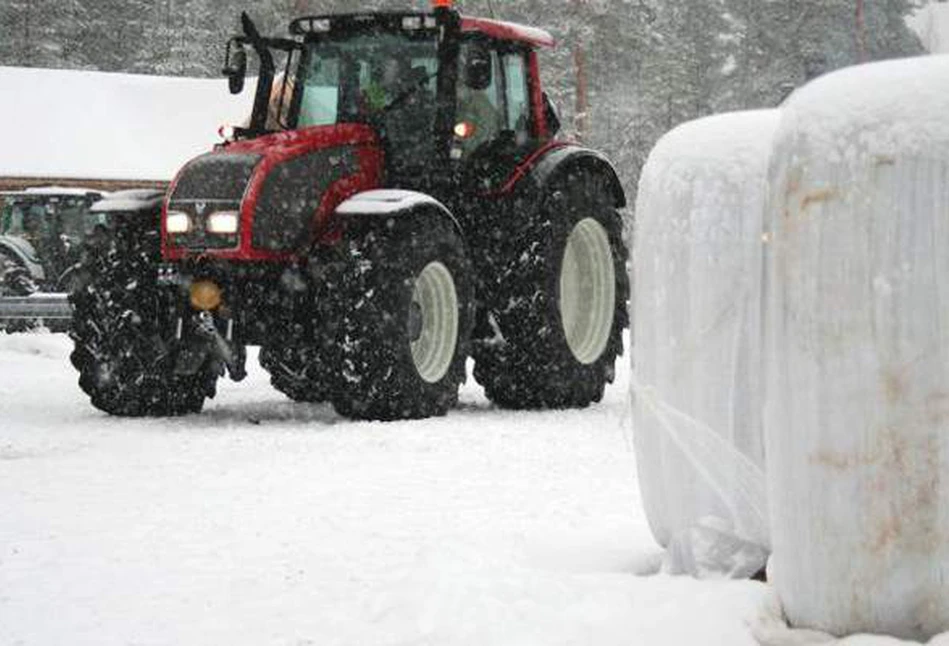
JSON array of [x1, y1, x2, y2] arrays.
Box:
[[0, 332, 767, 645], [2, 333, 947, 645]]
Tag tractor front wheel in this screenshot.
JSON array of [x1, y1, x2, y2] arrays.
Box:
[[329, 212, 473, 421], [69, 243, 217, 416]]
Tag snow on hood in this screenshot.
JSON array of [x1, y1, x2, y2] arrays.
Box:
[[0, 66, 254, 182]]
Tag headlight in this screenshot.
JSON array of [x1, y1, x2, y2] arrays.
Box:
[[166, 211, 191, 233], [207, 210, 239, 234]]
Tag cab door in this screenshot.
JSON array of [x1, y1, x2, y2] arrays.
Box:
[[455, 40, 540, 193]]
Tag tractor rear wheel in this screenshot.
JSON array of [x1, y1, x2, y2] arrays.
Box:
[[329, 212, 473, 421], [473, 168, 628, 409], [69, 239, 217, 416]]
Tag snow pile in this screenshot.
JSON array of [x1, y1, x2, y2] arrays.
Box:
[[0, 66, 254, 181], [907, 2, 949, 53], [765, 54, 949, 640], [632, 109, 780, 578]]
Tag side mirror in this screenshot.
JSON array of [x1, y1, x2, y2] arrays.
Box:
[[464, 45, 492, 91], [543, 92, 561, 136], [223, 41, 247, 95]]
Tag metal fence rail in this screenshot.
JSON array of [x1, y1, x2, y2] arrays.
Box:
[[0, 293, 73, 321]]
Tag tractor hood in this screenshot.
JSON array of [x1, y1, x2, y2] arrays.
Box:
[[162, 123, 382, 261]]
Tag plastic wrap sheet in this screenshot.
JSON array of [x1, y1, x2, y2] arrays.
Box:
[[631, 110, 780, 577], [765, 55, 949, 640]]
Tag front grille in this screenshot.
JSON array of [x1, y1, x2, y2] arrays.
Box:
[[171, 153, 260, 201], [167, 200, 241, 250]]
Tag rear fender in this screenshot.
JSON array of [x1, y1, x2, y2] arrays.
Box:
[[529, 145, 627, 209]]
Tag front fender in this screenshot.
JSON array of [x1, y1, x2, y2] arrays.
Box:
[[335, 189, 464, 239]]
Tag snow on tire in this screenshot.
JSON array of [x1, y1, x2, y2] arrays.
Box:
[[473, 168, 628, 409], [329, 211, 473, 421]]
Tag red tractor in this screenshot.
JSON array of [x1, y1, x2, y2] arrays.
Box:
[[69, 4, 629, 421]]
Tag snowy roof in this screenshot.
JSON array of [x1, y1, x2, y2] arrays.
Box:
[[6, 186, 107, 197], [0, 66, 254, 182]]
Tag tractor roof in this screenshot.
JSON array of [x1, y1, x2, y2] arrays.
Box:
[[290, 12, 554, 49], [0, 187, 106, 200], [461, 16, 555, 48]]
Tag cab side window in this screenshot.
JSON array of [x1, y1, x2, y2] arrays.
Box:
[[456, 42, 504, 157], [299, 56, 340, 127], [501, 51, 531, 145]]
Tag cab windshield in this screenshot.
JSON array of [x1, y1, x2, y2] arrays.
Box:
[[0, 199, 107, 243], [299, 32, 438, 128]]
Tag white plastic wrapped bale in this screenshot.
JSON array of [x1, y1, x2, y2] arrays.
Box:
[[632, 110, 779, 578], [765, 55, 949, 640]]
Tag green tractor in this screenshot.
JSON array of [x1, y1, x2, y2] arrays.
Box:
[[0, 188, 108, 329]]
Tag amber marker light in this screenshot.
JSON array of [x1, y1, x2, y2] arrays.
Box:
[[218, 124, 236, 142], [432, 0, 452, 8], [454, 121, 476, 139], [190, 280, 223, 312]]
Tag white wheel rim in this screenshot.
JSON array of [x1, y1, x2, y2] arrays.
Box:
[[559, 217, 616, 365], [410, 261, 459, 383]]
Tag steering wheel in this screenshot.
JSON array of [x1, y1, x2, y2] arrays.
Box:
[[462, 130, 518, 190]]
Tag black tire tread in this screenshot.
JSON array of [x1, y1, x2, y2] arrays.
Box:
[[328, 211, 473, 421], [473, 167, 629, 409], [68, 232, 216, 417]]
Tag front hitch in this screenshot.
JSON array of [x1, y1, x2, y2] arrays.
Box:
[[174, 310, 246, 381]]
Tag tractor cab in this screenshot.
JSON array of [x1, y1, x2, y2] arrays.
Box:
[[77, 3, 626, 421], [221, 6, 556, 198]]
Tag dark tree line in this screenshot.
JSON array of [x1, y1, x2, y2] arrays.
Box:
[[0, 0, 927, 199]]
